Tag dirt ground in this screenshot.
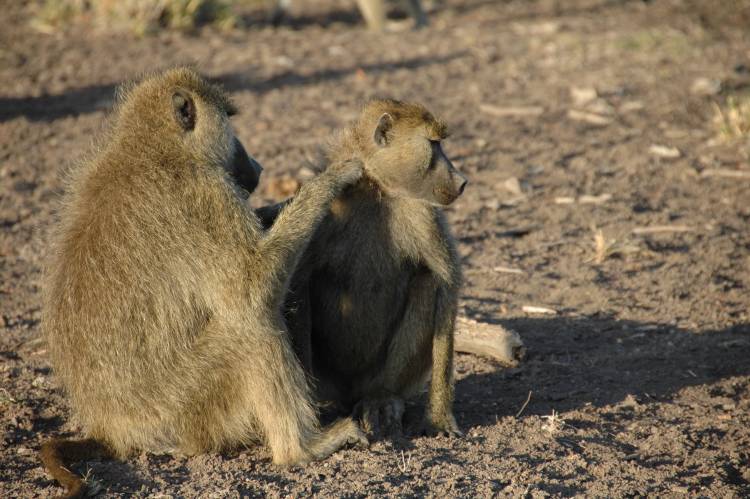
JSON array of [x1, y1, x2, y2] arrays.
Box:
[[2, 0, 750, 496]]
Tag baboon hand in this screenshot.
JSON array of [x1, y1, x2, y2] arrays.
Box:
[[353, 397, 405, 439], [326, 158, 364, 187]]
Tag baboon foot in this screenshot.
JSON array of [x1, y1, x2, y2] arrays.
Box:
[[353, 397, 405, 438], [420, 412, 463, 438]]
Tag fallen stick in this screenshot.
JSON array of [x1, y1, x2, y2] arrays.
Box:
[[632, 225, 693, 235], [578, 193, 612, 204], [455, 316, 525, 367], [515, 391, 532, 418], [493, 266, 525, 275], [649, 144, 681, 159], [522, 305, 557, 315], [700, 168, 750, 179], [567, 109, 612, 126], [480, 104, 545, 117]]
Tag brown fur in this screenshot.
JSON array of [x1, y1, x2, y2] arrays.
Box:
[[41, 67, 365, 497], [262, 99, 466, 437], [272, 0, 428, 31]]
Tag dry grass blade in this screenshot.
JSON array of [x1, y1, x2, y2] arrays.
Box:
[[700, 168, 750, 179], [592, 228, 641, 263], [0, 388, 17, 403], [632, 225, 693, 235], [541, 409, 564, 434], [396, 450, 412, 473], [649, 144, 681, 158], [32, 0, 237, 35], [578, 193, 612, 204], [521, 305, 557, 315], [516, 391, 532, 418], [713, 97, 750, 141], [493, 266, 525, 275], [567, 109, 612, 126], [480, 104, 545, 117], [554, 197, 576, 204]]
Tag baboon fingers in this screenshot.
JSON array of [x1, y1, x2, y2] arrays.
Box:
[[325, 158, 364, 186]]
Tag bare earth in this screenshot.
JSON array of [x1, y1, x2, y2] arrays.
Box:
[[2, 0, 750, 496]]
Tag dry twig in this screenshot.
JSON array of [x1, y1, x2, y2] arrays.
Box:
[[515, 391, 532, 418]]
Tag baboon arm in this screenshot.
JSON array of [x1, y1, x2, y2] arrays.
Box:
[[427, 284, 460, 433], [370, 272, 447, 396], [372, 265, 460, 433], [256, 169, 345, 304]]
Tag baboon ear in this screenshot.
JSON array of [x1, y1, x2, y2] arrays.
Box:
[[172, 89, 196, 131], [374, 113, 393, 147]]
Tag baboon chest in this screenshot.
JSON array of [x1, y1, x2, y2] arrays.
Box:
[[308, 206, 419, 375]]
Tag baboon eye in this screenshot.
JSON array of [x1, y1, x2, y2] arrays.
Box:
[[172, 89, 196, 131], [426, 140, 441, 170]]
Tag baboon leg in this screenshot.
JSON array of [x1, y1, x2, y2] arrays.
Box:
[[425, 285, 462, 437], [353, 397, 405, 437], [403, 0, 428, 28], [187, 316, 365, 465], [356, 0, 387, 30], [358, 272, 461, 436], [270, 0, 293, 25], [240, 328, 366, 463], [355, 272, 438, 433]]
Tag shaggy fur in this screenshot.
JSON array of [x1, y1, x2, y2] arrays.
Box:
[[262, 99, 466, 436], [42, 67, 365, 498]]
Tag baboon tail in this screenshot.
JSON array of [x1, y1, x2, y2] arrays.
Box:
[[309, 417, 368, 461], [40, 438, 111, 499]]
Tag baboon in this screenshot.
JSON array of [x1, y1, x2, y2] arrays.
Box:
[[41, 67, 366, 498], [271, 0, 427, 31], [259, 99, 467, 437]]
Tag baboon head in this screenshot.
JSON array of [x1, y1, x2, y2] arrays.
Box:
[[114, 67, 263, 197], [351, 99, 467, 206]]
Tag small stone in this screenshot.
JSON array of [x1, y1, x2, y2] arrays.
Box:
[[570, 86, 598, 106], [649, 145, 681, 159], [690, 77, 721, 96], [502, 177, 523, 196]]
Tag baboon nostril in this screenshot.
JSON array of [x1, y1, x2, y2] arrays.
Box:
[[457, 179, 467, 195]]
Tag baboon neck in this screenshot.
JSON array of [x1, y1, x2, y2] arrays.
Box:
[[351, 174, 390, 205]]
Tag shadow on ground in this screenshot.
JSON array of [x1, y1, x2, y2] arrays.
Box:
[[455, 315, 750, 427], [0, 52, 467, 123]]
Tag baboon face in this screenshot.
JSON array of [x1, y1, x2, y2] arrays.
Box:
[[227, 138, 264, 199], [170, 84, 263, 198], [366, 112, 467, 206]]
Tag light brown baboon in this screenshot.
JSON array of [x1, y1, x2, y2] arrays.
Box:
[[271, 0, 427, 31], [41, 67, 366, 498], [258, 99, 467, 437]]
